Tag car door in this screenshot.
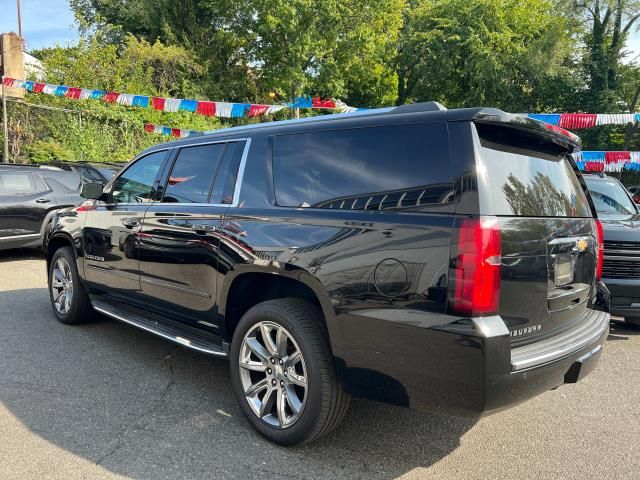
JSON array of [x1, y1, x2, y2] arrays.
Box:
[[82, 150, 169, 301], [0, 170, 53, 247], [137, 139, 248, 330]]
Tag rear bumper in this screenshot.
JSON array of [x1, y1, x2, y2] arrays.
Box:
[[602, 277, 640, 319], [335, 291, 610, 417]]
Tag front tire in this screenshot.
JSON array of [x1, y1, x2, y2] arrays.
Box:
[[48, 246, 93, 324], [230, 298, 350, 446]]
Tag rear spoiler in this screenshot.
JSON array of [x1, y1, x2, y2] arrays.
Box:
[[447, 108, 582, 153]]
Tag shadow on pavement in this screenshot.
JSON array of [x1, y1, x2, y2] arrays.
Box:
[[607, 320, 640, 341], [0, 248, 43, 263], [0, 287, 476, 479]]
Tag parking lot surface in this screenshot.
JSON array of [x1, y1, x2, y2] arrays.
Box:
[[0, 249, 639, 480]]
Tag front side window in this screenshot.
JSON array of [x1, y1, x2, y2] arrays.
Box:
[[112, 151, 166, 204], [585, 178, 637, 215], [163, 143, 225, 203], [272, 123, 452, 210], [0, 172, 36, 195]]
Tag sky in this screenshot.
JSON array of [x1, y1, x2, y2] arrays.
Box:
[[0, 0, 639, 57], [0, 0, 78, 51]]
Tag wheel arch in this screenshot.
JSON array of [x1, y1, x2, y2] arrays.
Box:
[[46, 232, 79, 274], [219, 266, 341, 355]]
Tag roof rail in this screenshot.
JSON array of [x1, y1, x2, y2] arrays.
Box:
[[392, 101, 447, 114]]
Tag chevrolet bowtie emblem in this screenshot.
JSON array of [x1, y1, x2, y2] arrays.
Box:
[[576, 238, 588, 252]]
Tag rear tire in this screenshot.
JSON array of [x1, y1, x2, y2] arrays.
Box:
[[48, 246, 93, 324], [230, 298, 350, 446]]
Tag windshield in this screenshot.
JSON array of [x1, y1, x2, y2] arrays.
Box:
[[585, 178, 637, 215]]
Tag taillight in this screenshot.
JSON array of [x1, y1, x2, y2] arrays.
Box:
[[595, 219, 604, 281], [450, 216, 502, 316]]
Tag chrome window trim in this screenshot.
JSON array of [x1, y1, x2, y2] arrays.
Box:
[[108, 137, 251, 209], [159, 137, 251, 208]]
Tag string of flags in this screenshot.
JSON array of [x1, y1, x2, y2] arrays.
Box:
[[573, 151, 640, 172], [527, 113, 640, 129], [1, 77, 362, 118], [144, 123, 202, 138]]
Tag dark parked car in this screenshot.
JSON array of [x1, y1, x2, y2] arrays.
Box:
[[45, 103, 610, 445], [0, 165, 83, 250], [584, 174, 640, 327]]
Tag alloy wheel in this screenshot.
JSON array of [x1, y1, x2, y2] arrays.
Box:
[[239, 321, 308, 428], [51, 257, 74, 315]]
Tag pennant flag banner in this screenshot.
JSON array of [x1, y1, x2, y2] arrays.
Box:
[[572, 151, 640, 172], [527, 112, 640, 128], [144, 123, 202, 138], [2, 76, 362, 119]]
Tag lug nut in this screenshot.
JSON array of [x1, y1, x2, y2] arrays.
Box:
[[267, 368, 272, 374], [280, 380, 284, 387], [279, 359, 283, 365], [270, 358, 276, 364], [272, 379, 277, 386], [284, 371, 287, 377]]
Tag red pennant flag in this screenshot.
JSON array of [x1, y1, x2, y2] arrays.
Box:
[[2, 77, 13, 86], [558, 113, 597, 129], [312, 97, 337, 109], [33, 83, 45, 93], [171, 128, 181, 137], [152, 97, 166, 111], [605, 151, 631, 164], [196, 101, 216, 116], [65, 87, 82, 99], [248, 104, 269, 117], [585, 161, 605, 172], [104, 92, 120, 103], [144, 123, 155, 133]]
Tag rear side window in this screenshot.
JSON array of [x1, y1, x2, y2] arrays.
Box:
[[272, 123, 452, 209], [210, 141, 245, 204], [163, 143, 225, 203], [0, 172, 36, 195], [476, 124, 591, 218]]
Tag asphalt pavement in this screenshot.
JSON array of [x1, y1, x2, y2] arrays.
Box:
[[0, 248, 639, 480]]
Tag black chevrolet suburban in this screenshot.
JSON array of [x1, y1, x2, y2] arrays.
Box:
[[44, 103, 610, 445]]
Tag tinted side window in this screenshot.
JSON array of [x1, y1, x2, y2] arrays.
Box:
[[163, 143, 225, 203], [210, 141, 245, 204], [112, 151, 166, 204], [0, 172, 36, 195], [272, 123, 452, 209]]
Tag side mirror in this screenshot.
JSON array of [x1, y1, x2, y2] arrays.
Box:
[[81, 182, 104, 200]]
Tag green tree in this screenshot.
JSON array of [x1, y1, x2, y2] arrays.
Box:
[[396, 0, 578, 111], [573, 0, 640, 111]]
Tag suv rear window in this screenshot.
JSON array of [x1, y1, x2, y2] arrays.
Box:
[[272, 123, 452, 209], [0, 172, 36, 195], [477, 125, 591, 218]]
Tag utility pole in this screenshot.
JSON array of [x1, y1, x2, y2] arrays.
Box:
[[2, 76, 9, 162], [17, 0, 22, 39]]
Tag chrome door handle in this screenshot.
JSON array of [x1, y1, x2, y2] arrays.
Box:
[[36, 198, 51, 203], [192, 224, 216, 233], [122, 219, 140, 229]]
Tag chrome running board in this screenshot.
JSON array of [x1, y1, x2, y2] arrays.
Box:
[[92, 299, 228, 357]]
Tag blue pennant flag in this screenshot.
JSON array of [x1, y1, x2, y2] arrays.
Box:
[[582, 151, 605, 161], [161, 126, 172, 136], [90, 90, 105, 99], [231, 103, 250, 117], [288, 96, 313, 109], [575, 160, 586, 171], [527, 113, 561, 126], [54, 85, 68, 96], [179, 99, 198, 112], [23, 81, 34, 92], [635, 113, 640, 123], [132, 95, 149, 108]]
